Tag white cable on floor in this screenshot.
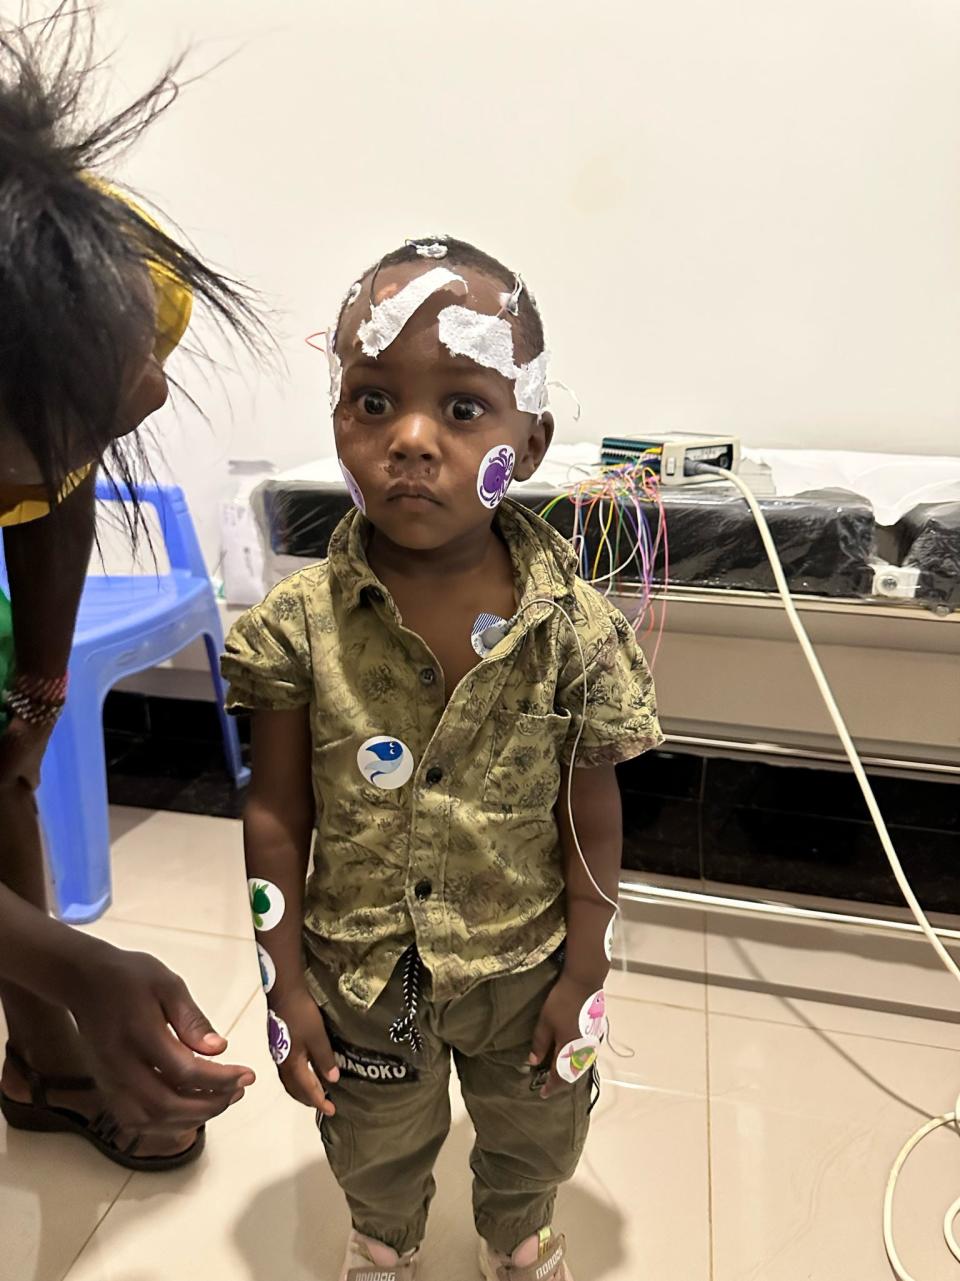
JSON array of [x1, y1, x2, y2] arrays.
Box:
[[693, 462, 960, 1281]]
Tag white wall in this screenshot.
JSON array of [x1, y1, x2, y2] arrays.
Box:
[[99, 0, 960, 568]]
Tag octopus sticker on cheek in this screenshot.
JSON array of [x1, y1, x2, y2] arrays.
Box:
[[267, 1009, 291, 1065], [556, 1036, 600, 1085], [476, 444, 516, 509], [357, 736, 415, 790], [249, 878, 285, 932], [338, 459, 366, 514], [257, 943, 277, 994]]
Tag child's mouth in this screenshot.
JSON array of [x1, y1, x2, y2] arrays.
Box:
[[386, 483, 441, 505]]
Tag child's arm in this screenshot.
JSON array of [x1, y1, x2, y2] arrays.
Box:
[[557, 763, 622, 984], [244, 707, 340, 1115], [531, 764, 621, 1096]]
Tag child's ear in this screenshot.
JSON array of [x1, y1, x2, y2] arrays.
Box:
[[513, 412, 554, 482]]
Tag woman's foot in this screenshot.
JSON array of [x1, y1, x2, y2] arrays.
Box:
[[1, 1042, 198, 1159]]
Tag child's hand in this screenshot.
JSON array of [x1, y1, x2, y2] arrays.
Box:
[[270, 984, 340, 1117], [529, 973, 600, 1100]]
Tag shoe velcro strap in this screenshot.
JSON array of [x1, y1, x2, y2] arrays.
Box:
[[346, 1261, 416, 1281], [496, 1234, 567, 1281]]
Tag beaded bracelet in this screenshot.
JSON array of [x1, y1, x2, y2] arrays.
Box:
[[4, 672, 68, 727]]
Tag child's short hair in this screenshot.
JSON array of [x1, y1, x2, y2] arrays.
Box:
[[0, 2, 268, 501], [336, 236, 545, 363]]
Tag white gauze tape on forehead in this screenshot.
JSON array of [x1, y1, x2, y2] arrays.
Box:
[[438, 305, 549, 414], [514, 351, 550, 414], [326, 326, 343, 415], [357, 266, 467, 357], [326, 281, 362, 415]]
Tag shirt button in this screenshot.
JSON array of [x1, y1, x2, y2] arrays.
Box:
[[415, 879, 433, 901], [425, 766, 443, 785], [419, 667, 436, 685]]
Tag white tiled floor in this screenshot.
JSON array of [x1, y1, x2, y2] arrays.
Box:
[[4, 806, 960, 1281]]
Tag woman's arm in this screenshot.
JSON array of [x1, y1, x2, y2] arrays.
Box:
[[3, 466, 96, 679], [0, 467, 255, 1130], [244, 707, 340, 1114]]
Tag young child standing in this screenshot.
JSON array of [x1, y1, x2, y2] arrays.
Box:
[[223, 237, 662, 1281]]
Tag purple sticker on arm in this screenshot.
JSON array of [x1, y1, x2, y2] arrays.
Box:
[[267, 1009, 291, 1065]]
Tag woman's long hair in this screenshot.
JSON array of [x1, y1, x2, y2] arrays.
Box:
[[0, 2, 270, 507]]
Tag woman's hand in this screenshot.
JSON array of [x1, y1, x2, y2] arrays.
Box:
[[65, 942, 256, 1134], [268, 982, 340, 1118]]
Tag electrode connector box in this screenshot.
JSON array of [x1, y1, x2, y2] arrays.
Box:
[[600, 432, 742, 486]]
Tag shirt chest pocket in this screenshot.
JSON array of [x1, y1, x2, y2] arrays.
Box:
[[483, 709, 572, 813]]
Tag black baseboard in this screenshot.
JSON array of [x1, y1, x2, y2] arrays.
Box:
[[104, 691, 960, 910], [105, 691, 249, 820], [618, 751, 960, 911]]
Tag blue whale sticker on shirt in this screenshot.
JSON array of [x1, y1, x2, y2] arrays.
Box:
[[357, 736, 415, 790]]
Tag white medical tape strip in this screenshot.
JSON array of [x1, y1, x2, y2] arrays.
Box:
[[407, 237, 449, 259], [514, 351, 550, 414], [357, 266, 467, 357], [438, 306, 516, 379], [438, 305, 549, 414], [326, 326, 343, 415]]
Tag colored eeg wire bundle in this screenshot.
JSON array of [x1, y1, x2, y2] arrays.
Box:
[[538, 452, 670, 665]]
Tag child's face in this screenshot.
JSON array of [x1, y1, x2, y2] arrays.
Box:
[[333, 262, 552, 552]]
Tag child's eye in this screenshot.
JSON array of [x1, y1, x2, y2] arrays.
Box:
[[449, 397, 485, 423], [360, 391, 391, 416]]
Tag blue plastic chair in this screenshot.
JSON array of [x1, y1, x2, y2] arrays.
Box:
[[14, 478, 248, 924]]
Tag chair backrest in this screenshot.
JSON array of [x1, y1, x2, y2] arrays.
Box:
[[0, 476, 211, 592], [94, 477, 209, 581]]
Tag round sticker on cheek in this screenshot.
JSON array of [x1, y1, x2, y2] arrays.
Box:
[[339, 459, 366, 514], [557, 1036, 600, 1084], [257, 943, 277, 994], [249, 878, 285, 932], [267, 1009, 291, 1065], [357, 736, 415, 790], [476, 444, 516, 509], [579, 990, 608, 1041]]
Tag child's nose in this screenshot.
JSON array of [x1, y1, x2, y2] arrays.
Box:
[[388, 412, 439, 462]]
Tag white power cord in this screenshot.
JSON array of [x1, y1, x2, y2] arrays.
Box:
[[693, 462, 960, 1281], [516, 597, 619, 918]]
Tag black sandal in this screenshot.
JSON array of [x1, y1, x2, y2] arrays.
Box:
[[0, 1043, 206, 1172]]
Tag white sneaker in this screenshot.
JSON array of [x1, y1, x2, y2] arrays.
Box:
[[338, 1230, 419, 1281], [478, 1231, 573, 1281]]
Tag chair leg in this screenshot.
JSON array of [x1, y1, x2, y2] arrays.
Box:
[[35, 683, 111, 924], [202, 633, 250, 789]]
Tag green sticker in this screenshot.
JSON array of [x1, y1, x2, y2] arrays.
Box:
[[247, 878, 285, 932]]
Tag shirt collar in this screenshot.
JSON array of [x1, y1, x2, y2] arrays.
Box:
[[327, 498, 579, 618]]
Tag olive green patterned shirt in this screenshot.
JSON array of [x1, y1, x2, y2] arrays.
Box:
[[222, 499, 662, 1010]]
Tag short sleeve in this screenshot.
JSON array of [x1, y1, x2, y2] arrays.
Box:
[[221, 581, 312, 712], [554, 585, 664, 768]]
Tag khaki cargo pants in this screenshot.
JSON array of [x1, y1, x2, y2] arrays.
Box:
[[308, 953, 591, 1257]]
